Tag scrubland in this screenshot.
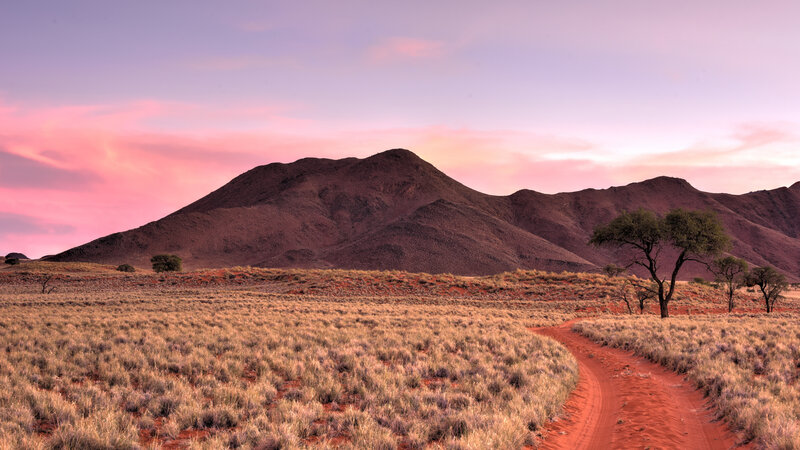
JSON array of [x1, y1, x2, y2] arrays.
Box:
[[2, 262, 796, 448], [1, 262, 754, 314], [575, 315, 800, 448], [0, 265, 580, 449]]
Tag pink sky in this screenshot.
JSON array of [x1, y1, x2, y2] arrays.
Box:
[[2, 2, 799, 258]]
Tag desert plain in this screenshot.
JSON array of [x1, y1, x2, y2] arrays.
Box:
[[1, 261, 798, 449]]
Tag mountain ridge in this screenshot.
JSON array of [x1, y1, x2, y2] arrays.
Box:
[[48, 149, 800, 280]]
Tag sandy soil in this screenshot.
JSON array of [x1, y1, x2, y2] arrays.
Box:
[[532, 321, 749, 450], [784, 287, 800, 300]]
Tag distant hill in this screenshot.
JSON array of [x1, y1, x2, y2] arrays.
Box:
[[48, 149, 800, 279]]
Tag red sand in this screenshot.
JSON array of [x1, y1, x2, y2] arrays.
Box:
[[533, 321, 750, 449]]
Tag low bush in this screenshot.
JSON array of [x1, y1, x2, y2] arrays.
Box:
[[116, 264, 136, 273], [150, 254, 182, 273]]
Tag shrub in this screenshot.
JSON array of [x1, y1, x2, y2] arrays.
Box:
[[116, 264, 136, 273], [601, 264, 625, 277], [4, 258, 19, 265], [150, 254, 182, 273]]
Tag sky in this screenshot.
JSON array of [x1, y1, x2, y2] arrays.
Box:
[[2, 1, 800, 258]]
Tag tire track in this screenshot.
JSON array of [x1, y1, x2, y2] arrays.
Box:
[[532, 321, 749, 449]]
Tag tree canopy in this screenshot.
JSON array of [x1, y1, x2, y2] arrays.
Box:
[[590, 208, 730, 318], [151, 254, 182, 273], [747, 266, 788, 313]]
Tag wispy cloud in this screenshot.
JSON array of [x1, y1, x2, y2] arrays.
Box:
[[731, 122, 796, 151], [236, 20, 274, 33], [183, 55, 298, 71], [0, 212, 74, 236], [367, 37, 446, 63], [0, 150, 98, 190], [629, 122, 798, 168]]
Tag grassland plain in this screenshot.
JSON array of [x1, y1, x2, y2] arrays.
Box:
[[1, 262, 795, 449], [0, 264, 586, 449], [1, 262, 763, 314], [575, 315, 800, 449]]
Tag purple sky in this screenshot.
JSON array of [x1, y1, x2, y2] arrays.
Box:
[[2, 1, 800, 258]]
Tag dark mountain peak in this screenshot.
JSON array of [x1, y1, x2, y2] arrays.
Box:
[[790, 181, 800, 191], [175, 148, 476, 217], [509, 189, 547, 201], [353, 148, 428, 172], [369, 148, 422, 161], [634, 176, 696, 190], [349, 149, 430, 176]]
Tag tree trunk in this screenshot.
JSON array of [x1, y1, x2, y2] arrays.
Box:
[[728, 291, 734, 313], [659, 298, 669, 318]]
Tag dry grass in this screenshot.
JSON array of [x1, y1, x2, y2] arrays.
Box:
[[3, 263, 769, 315], [0, 277, 577, 448], [574, 315, 800, 449], [0, 260, 121, 274], [3, 263, 796, 448]]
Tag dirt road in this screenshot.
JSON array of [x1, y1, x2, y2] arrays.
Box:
[[532, 321, 748, 449]]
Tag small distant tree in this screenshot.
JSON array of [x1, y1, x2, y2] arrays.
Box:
[[40, 274, 56, 294], [633, 281, 658, 314], [747, 266, 788, 313], [711, 256, 748, 313], [151, 254, 182, 273], [602, 264, 626, 277], [4, 258, 19, 265], [116, 264, 136, 273], [619, 280, 634, 314], [590, 208, 730, 318], [619, 278, 657, 314]]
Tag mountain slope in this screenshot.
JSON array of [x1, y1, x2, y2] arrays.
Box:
[[49, 149, 800, 279]]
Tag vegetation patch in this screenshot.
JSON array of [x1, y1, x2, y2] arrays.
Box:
[[0, 285, 577, 448]]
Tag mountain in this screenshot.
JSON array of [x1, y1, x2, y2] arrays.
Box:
[[48, 149, 800, 279]]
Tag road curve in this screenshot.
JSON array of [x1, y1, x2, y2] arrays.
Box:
[[532, 321, 748, 450]]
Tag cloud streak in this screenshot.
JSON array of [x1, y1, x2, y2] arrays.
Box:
[[0, 212, 74, 235], [0, 150, 99, 189], [367, 37, 446, 63]]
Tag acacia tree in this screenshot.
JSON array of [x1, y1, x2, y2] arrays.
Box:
[[712, 256, 748, 313], [590, 208, 730, 318], [747, 266, 787, 313]]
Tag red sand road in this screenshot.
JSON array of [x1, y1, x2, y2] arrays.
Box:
[[533, 322, 749, 450]]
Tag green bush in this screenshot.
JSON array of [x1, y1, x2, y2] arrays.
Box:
[[150, 254, 182, 273], [116, 264, 136, 273]]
